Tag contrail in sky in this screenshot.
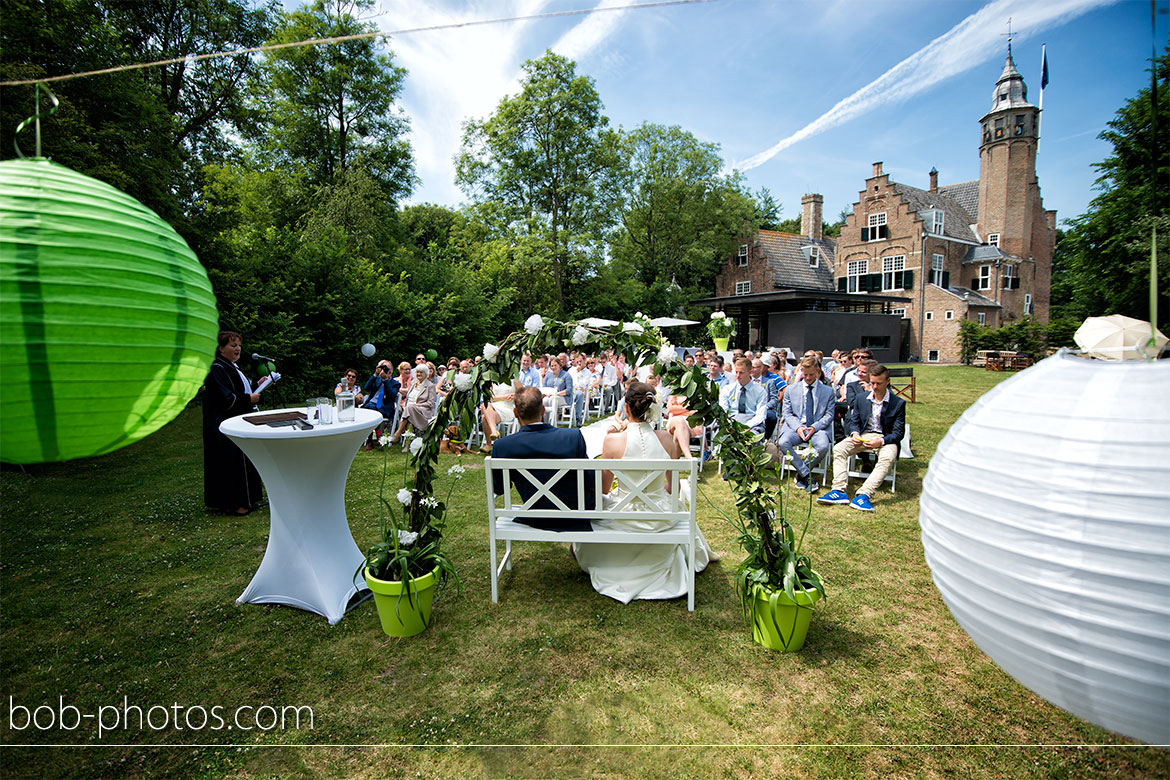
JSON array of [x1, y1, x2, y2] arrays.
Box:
[[734, 0, 1121, 172]]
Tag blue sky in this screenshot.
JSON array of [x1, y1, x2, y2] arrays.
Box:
[[361, 0, 1162, 227]]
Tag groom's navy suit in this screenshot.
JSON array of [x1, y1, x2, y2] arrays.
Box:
[[490, 423, 596, 532]]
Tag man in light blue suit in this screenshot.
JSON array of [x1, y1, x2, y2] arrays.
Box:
[[777, 356, 836, 492]]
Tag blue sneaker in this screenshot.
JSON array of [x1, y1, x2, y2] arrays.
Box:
[[850, 493, 874, 512], [817, 489, 849, 505]]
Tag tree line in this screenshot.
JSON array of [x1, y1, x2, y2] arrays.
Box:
[[2, 2, 1164, 396]]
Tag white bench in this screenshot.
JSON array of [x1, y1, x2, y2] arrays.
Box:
[[483, 456, 701, 611]]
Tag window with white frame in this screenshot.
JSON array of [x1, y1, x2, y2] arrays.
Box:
[[927, 349, 940, 362], [734, 280, 751, 295], [1025, 293, 1033, 315], [978, 265, 992, 290], [847, 259, 867, 293], [921, 209, 945, 235], [925, 311, 934, 321], [804, 245, 819, 267], [987, 233, 1000, 247], [881, 254, 906, 291], [892, 307, 907, 318], [736, 244, 748, 266], [978, 312, 986, 325], [944, 310, 954, 320], [931, 253, 945, 286], [863, 212, 887, 241], [1002, 263, 1019, 289]]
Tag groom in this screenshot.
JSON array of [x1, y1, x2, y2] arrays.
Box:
[[490, 386, 596, 532]]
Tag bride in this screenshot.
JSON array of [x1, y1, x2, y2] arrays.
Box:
[[573, 382, 719, 603]]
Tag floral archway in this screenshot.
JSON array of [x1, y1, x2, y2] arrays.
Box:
[[372, 314, 824, 624]]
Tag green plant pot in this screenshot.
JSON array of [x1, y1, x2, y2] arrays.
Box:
[[364, 566, 438, 637], [749, 583, 822, 652], [713, 337, 729, 352]]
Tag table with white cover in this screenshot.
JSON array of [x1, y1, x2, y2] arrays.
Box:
[[221, 407, 381, 624]]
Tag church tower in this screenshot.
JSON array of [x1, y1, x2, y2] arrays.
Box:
[[977, 45, 1041, 259]]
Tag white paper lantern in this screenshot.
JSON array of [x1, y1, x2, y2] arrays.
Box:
[[361, 342, 376, 358], [919, 351, 1170, 744]]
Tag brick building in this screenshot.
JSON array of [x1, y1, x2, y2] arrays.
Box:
[[704, 47, 1054, 363]]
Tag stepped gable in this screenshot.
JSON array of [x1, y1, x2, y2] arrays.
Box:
[[756, 229, 837, 291]]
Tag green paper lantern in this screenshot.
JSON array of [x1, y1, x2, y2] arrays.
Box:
[[425, 348, 437, 361], [0, 158, 218, 464]]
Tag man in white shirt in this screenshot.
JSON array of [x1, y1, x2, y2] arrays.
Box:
[[597, 353, 620, 412], [819, 363, 905, 512], [719, 357, 768, 435]]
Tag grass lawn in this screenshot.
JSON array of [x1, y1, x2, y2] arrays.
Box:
[[2, 365, 1167, 778]]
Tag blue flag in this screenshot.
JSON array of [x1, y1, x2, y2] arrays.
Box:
[[1041, 47, 1049, 89]]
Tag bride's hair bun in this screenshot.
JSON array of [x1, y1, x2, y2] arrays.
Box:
[[625, 381, 656, 420]]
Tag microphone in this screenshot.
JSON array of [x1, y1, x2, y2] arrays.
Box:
[[251, 353, 276, 362]]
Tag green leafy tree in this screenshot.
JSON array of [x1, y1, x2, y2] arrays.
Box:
[[0, 0, 273, 227], [1054, 49, 1169, 327], [610, 123, 756, 316], [260, 0, 414, 199], [456, 51, 621, 317], [753, 187, 781, 230]]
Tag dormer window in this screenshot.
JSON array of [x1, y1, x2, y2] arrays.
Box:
[[862, 212, 887, 242], [736, 244, 748, 267], [920, 209, 945, 235], [988, 233, 1000, 247], [801, 245, 820, 267]]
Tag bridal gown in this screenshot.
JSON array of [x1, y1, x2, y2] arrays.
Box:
[[572, 422, 719, 603]]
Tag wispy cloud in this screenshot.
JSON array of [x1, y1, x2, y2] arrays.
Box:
[[378, 1, 629, 205], [733, 0, 1121, 172]]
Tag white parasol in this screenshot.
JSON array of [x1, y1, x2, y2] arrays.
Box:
[[1073, 314, 1167, 361], [576, 317, 618, 328], [647, 316, 700, 327]]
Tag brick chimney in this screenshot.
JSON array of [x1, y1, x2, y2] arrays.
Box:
[[801, 193, 824, 240], [929, 166, 939, 193], [872, 161, 883, 177]]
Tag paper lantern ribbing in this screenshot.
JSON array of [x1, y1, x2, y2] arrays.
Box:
[[361, 342, 376, 358], [919, 351, 1170, 744], [0, 158, 218, 464]]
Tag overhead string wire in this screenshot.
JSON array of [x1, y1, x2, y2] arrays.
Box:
[[0, 0, 715, 87]]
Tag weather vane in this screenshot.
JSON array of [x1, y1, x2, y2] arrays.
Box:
[[1001, 16, 1017, 48]]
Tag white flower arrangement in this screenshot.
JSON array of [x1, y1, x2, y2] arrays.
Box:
[[396, 488, 413, 506], [524, 314, 544, 334], [707, 310, 735, 339], [710, 311, 726, 320], [657, 343, 676, 364], [421, 496, 439, 509], [622, 321, 645, 335], [454, 373, 473, 392], [482, 343, 499, 362], [447, 464, 466, 478], [645, 398, 663, 424], [409, 436, 424, 456], [571, 325, 590, 346], [397, 529, 419, 548], [378, 434, 389, 447]]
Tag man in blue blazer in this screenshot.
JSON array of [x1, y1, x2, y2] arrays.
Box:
[[819, 364, 905, 512], [777, 356, 836, 492], [490, 386, 595, 532]]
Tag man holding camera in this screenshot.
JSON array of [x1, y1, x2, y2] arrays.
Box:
[[362, 361, 400, 445]]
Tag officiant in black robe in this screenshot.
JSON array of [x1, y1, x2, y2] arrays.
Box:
[[202, 330, 262, 515]]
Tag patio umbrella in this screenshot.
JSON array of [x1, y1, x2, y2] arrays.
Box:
[[1074, 314, 1167, 361], [577, 317, 618, 328], [647, 317, 700, 327]]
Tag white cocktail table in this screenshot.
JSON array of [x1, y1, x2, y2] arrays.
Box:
[[221, 407, 381, 624]]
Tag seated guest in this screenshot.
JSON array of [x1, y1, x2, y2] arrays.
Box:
[[665, 392, 702, 459], [361, 360, 399, 447], [388, 364, 436, 444], [394, 360, 413, 413], [845, 360, 875, 406], [490, 386, 595, 531], [334, 368, 364, 405], [777, 356, 835, 492], [720, 357, 768, 435], [751, 358, 780, 439], [572, 382, 718, 603], [517, 352, 541, 388], [818, 363, 905, 512], [568, 354, 593, 426], [707, 355, 730, 392], [541, 356, 573, 424], [478, 382, 516, 454], [760, 353, 787, 406]]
